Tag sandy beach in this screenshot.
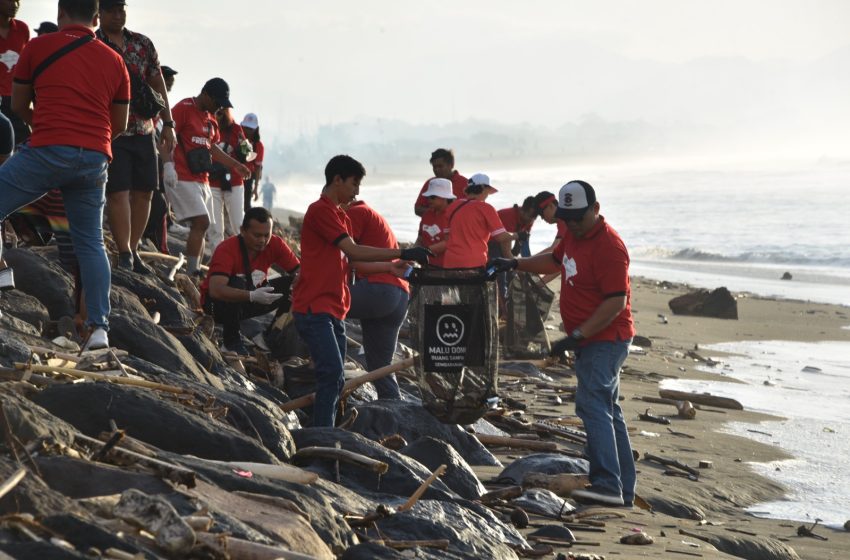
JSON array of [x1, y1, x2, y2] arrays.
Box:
[[482, 276, 850, 559]]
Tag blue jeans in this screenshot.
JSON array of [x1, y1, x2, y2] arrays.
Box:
[[294, 311, 347, 427], [0, 144, 111, 330], [347, 280, 409, 399], [574, 339, 635, 504]]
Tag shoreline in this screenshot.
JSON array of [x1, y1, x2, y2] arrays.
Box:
[[510, 275, 850, 559]]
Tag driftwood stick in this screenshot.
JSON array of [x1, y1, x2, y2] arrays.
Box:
[[197, 459, 319, 485], [13, 363, 189, 395], [137, 251, 208, 271], [0, 467, 26, 500], [28, 345, 128, 363], [74, 433, 196, 488], [108, 350, 131, 377], [377, 539, 450, 550], [532, 421, 587, 444], [398, 464, 447, 512], [522, 473, 590, 497], [659, 389, 743, 410], [196, 533, 320, 560], [0, 367, 56, 387], [479, 485, 523, 504], [280, 358, 414, 412], [292, 446, 389, 474], [475, 434, 558, 452], [678, 528, 713, 543], [644, 452, 700, 477], [637, 396, 696, 419], [174, 274, 202, 310], [167, 253, 187, 283]]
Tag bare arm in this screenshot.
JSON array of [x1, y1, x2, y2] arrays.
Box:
[[353, 260, 410, 276], [515, 252, 561, 275], [211, 143, 251, 179], [493, 231, 513, 259], [337, 236, 400, 262], [110, 102, 129, 138], [576, 296, 628, 338], [10, 82, 34, 125], [148, 70, 175, 153], [207, 275, 251, 303]]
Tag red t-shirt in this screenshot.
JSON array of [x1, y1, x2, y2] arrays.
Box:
[[211, 123, 246, 188], [247, 139, 264, 174], [13, 26, 130, 158], [443, 199, 507, 268], [552, 216, 635, 343], [498, 205, 533, 234], [346, 200, 409, 293], [414, 170, 467, 211], [172, 97, 219, 183], [200, 234, 300, 305], [0, 19, 30, 96], [417, 208, 449, 267], [291, 195, 353, 319]]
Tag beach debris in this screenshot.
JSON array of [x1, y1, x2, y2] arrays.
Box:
[[698, 460, 713, 469], [747, 428, 773, 437], [510, 507, 530, 528], [638, 396, 697, 419], [667, 427, 696, 439], [293, 446, 389, 474], [639, 430, 661, 437], [196, 533, 322, 560], [781, 272, 792, 280], [475, 433, 558, 452], [529, 525, 576, 543], [512, 488, 575, 518], [668, 287, 738, 320], [113, 489, 196, 554], [620, 531, 654, 545], [397, 463, 447, 512], [658, 313, 669, 324], [632, 335, 653, 348], [522, 473, 590, 496], [801, 365, 822, 373], [644, 453, 700, 479], [639, 408, 671, 425], [797, 519, 828, 541], [659, 389, 743, 410], [686, 350, 720, 367], [0, 467, 26, 500], [495, 453, 588, 485], [401, 436, 486, 499]]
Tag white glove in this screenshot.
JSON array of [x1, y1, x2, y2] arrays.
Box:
[[249, 286, 283, 305], [163, 162, 178, 190]]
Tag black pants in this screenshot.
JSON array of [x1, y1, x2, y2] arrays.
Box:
[[204, 274, 293, 343], [243, 178, 256, 212], [144, 187, 169, 253]]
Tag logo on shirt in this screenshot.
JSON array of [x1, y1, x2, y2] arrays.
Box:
[[436, 314, 465, 346], [562, 254, 577, 285], [422, 223, 442, 238], [0, 50, 20, 71]]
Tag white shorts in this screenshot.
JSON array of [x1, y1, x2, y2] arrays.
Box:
[[166, 180, 215, 223]]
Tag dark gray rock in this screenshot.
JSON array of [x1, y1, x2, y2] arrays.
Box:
[[3, 248, 75, 319], [668, 287, 738, 319], [41, 514, 157, 559], [511, 488, 574, 518], [35, 456, 173, 499], [632, 335, 653, 348], [0, 391, 76, 447], [401, 436, 485, 500], [687, 531, 800, 560], [214, 388, 296, 460], [0, 456, 80, 518], [0, 542, 87, 559], [110, 268, 195, 329], [495, 453, 589, 484], [645, 495, 706, 521], [528, 525, 576, 542], [32, 383, 277, 463], [0, 289, 49, 334], [348, 400, 501, 467], [0, 324, 37, 366], [341, 543, 409, 559]]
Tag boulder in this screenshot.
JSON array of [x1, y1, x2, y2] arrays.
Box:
[[401, 436, 486, 500], [0, 289, 49, 334], [685, 531, 800, 560], [110, 268, 195, 329], [511, 488, 575, 518], [3, 248, 75, 319], [35, 456, 173, 499], [668, 287, 738, 319], [495, 453, 589, 485]]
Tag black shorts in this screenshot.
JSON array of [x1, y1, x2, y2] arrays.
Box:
[[106, 133, 159, 193]]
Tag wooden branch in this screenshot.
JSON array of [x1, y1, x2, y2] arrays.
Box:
[[474, 434, 558, 452], [198, 459, 318, 485], [280, 358, 414, 413], [0, 468, 26, 500], [174, 274, 201, 310], [167, 253, 186, 283], [532, 421, 587, 444], [0, 367, 56, 387], [137, 251, 208, 272], [644, 453, 700, 477], [398, 464, 447, 512], [13, 363, 189, 395], [637, 396, 696, 419], [196, 533, 320, 560], [292, 447, 388, 474], [659, 389, 743, 411], [377, 539, 449, 550], [480, 485, 523, 504], [522, 473, 589, 497]]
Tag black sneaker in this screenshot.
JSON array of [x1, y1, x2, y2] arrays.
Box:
[[571, 487, 625, 506], [116, 252, 133, 270], [132, 253, 152, 275]]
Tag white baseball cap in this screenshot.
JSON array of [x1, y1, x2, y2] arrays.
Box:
[[422, 178, 455, 199], [467, 173, 498, 193], [241, 113, 259, 129]]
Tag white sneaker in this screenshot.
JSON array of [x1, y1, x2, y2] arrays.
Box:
[[84, 328, 109, 351], [0, 267, 14, 291]]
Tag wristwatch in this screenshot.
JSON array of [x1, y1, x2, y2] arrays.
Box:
[[161, 120, 175, 128], [571, 328, 584, 340]]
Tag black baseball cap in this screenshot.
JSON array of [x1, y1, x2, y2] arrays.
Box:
[[161, 66, 178, 77], [100, 0, 127, 9], [202, 77, 233, 109], [556, 180, 596, 222], [35, 21, 58, 35]]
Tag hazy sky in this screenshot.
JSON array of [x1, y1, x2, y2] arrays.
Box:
[[17, 1, 850, 153]]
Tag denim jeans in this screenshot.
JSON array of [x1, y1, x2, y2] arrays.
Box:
[[574, 339, 635, 503], [0, 144, 111, 330], [294, 311, 347, 427], [347, 280, 409, 399]]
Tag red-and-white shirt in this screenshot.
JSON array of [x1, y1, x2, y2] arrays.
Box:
[[552, 216, 635, 343], [498, 205, 533, 234], [291, 195, 353, 319], [211, 123, 246, 188], [200, 234, 300, 306], [346, 200, 409, 293], [414, 170, 467, 211], [172, 97, 219, 183], [13, 25, 130, 158], [443, 199, 506, 268], [0, 19, 29, 97], [417, 208, 449, 267]]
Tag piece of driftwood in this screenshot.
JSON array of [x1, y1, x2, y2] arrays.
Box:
[[532, 420, 587, 444], [638, 408, 671, 425], [292, 447, 388, 475], [397, 464, 447, 512], [0, 367, 56, 387], [174, 273, 202, 310], [645, 453, 699, 477], [167, 253, 186, 283], [280, 358, 414, 412], [197, 458, 319, 485], [522, 473, 590, 497], [13, 362, 189, 394], [377, 539, 450, 550], [637, 396, 696, 419], [0, 467, 26, 500], [479, 485, 523, 504], [475, 434, 558, 452], [659, 389, 743, 410], [137, 251, 208, 271], [196, 533, 320, 560], [29, 345, 128, 364], [667, 427, 696, 439], [75, 433, 196, 488]]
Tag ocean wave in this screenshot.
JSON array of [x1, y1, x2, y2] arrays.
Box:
[[633, 246, 850, 268]]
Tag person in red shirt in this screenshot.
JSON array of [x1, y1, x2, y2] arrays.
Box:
[[291, 155, 432, 427], [201, 207, 300, 355], [496, 197, 538, 257], [413, 148, 466, 217], [0, 0, 131, 351], [442, 173, 513, 269], [0, 0, 29, 144], [207, 107, 248, 252], [345, 198, 410, 399], [489, 180, 636, 508], [415, 178, 455, 267], [163, 78, 251, 276], [240, 112, 263, 211]]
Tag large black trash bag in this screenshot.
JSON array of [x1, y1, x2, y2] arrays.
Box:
[[503, 271, 556, 358], [409, 267, 498, 424]]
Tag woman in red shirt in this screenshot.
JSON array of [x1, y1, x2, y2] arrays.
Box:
[[240, 112, 264, 211], [415, 178, 455, 267]]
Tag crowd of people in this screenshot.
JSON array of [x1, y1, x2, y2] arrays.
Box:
[[0, 0, 637, 509]]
